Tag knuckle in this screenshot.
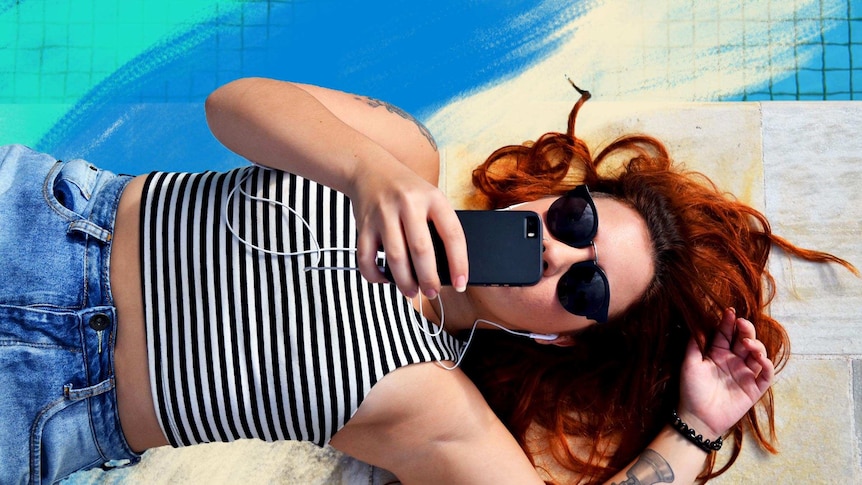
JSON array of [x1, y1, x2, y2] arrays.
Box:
[[409, 239, 434, 257], [384, 248, 409, 265], [428, 189, 448, 203], [439, 220, 466, 241], [355, 243, 377, 261], [358, 264, 384, 283], [446, 222, 463, 237]]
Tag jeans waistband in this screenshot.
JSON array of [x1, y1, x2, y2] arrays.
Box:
[[66, 167, 133, 245], [53, 162, 141, 471], [51, 160, 133, 307]]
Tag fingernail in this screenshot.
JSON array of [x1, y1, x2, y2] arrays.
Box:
[[454, 275, 467, 292], [424, 288, 438, 300], [728, 307, 736, 315]]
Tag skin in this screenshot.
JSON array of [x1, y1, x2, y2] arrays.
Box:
[[425, 194, 655, 343], [109, 78, 775, 484]]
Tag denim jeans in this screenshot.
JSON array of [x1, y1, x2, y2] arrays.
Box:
[[0, 145, 141, 484]]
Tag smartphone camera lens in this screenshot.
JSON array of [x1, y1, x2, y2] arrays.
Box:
[[526, 216, 539, 239]]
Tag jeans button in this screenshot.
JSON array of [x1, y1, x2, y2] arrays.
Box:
[[89, 313, 111, 331]]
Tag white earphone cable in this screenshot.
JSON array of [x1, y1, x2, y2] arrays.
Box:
[[225, 166, 554, 371], [224, 167, 357, 271]]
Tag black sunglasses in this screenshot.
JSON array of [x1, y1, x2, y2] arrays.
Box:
[[545, 185, 610, 323]]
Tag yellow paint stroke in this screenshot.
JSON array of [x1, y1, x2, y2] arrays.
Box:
[[428, 0, 843, 147]]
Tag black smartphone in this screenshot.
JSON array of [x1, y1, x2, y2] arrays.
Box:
[[378, 210, 543, 286]]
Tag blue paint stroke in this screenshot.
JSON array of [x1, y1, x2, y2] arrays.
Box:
[[42, 0, 577, 174]]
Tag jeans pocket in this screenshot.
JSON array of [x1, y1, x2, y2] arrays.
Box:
[[33, 398, 104, 484], [44, 159, 101, 220], [0, 328, 97, 484]]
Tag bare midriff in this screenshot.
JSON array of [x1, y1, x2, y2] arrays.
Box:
[[111, 175, 170, 452]]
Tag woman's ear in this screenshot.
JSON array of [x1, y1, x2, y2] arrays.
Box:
[[533, 334, 576, 347]]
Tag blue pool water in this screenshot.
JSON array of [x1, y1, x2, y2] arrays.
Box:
[[733, 0, 860, 100]]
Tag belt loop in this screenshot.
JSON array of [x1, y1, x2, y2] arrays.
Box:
[[67, 219, 113, 243], [63, 378, 115, 402]]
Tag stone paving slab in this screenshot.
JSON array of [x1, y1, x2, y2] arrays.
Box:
[[714, 357, 860, 484], [762, 102, 862, 356]]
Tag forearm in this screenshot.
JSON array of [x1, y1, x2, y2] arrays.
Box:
[[205, 77, 395, 196], [603, 425, 713, 485], [206, 78, 467, 293]]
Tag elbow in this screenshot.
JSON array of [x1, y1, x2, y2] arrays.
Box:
[[205, 77, 266, 117], [203, 88, 219, 126], [204, 81, 231, 131], [204, 78, 262, 141], [205, 78, 249, 122], [205, 77, 300, 126]]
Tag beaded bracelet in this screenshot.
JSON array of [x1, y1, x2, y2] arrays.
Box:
[[669, 410, 723, 453]]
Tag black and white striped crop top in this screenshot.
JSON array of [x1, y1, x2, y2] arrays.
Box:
[[140, 166, 464, 447]]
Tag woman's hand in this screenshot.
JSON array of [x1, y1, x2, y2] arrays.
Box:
[[206, 78, 469, 297], [603, 310, 774, 485], [347, 155, 468, 299], [677, 308, 775, 439]]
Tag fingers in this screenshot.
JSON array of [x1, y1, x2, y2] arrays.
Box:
[[399, 199, 469, 297], [734, 313, 758, 341], [719, 308, 762, 355], [356, 192, 467, 299], [713, 307, 775, 384], [402, 213, 441, 298], [742, 335, 775, 391], [730, 314, 766, 362], [714, 307, 737, 349], [756, 352, 775, 390], [427, 204, 468, 292], [356, 228, 394, 284], [725, 311, 776, 393], [357, 215, 425, 298], [730, 314, 754, 355]]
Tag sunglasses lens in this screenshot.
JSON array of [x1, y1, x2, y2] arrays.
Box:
[[547, 192, 596, 247], [557, 263, 609, 322]]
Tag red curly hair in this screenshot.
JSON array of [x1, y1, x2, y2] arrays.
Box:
[[461, 86, 857, 483]]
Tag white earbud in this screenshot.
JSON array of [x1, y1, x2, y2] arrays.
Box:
[[528, 332, 560, 341], [474, 318, 558, 341]]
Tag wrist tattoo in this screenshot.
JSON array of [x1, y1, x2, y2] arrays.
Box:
[[356, 95, 438, 151], [611, 449, 674, 485]]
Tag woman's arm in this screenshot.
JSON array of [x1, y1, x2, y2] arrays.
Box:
[[205, 78, 468, 297], [290, 82, 440, 185], [600, 427, 709, 484], [329, 363, 545, 485], [603, 308, 775, 484], [206, 78, 439, 187]]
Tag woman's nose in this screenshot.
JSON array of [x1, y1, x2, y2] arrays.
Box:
[[542, 237, 594, 277]]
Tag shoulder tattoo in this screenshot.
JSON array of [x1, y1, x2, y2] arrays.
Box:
[[611, 449, 675, 485], [356, 95, 438, 151]]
